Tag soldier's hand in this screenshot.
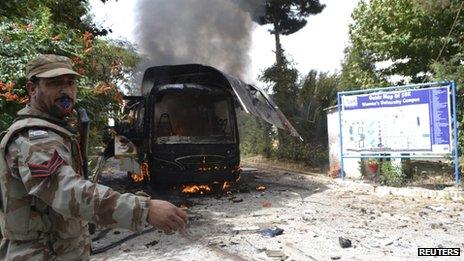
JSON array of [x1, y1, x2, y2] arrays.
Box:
[[147, 199, 188, 234]]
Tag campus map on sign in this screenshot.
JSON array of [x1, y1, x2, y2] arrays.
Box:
[[341, 86, 451, 154]]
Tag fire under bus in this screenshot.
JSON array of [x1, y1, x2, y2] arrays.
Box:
[[101, 64, 301, 190]]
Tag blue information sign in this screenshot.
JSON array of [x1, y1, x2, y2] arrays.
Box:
[[341, 86, 451, 154]]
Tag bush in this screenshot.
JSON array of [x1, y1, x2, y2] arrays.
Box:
[[379, 161, 405, 187], [359, 158, 406, 187]]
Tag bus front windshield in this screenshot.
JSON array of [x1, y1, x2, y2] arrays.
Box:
[[154, 89, 235, 144]]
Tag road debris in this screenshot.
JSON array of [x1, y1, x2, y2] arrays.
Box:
[[232, 198, 243, 203], [426, 205, 445, 212], [91, 165, 464, 260], [232, 226, 260, 233], [338, 237, 352, 248], [265, 250, 286, 259], [258, 227, 284, 238], [145, 240, 158, 248]]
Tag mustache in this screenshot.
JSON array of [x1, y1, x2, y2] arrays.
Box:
[[55, 95, 75, 103], [58, 95, 73, 100]]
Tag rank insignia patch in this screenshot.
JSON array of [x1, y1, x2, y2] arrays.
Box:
[[28, 150, 64, 178]]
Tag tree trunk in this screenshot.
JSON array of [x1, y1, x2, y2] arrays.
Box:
[[273, 21, 283, 68]]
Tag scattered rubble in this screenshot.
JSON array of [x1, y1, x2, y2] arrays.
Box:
[[91, 164, 464, 260], [231, 198, 243, 203], [258, 227, 284, 238], [265, 250, 286, 259], [338, 237, 352, 248], [145, 240, 159, 248]]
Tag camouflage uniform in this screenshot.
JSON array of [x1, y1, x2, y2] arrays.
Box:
[[0, 105, 150, 260]]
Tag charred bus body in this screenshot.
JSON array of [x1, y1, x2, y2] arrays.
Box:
[[111, 64, 300, 186], [144, 65, 241, 185]]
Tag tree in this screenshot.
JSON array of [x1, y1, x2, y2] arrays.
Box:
[[298, 70, 339, 143], [0, 3, 139, 146], [259, 59, 330, 165], [261, 58, 299, 116], [339, 44, 387, 90], [253, 1, 325, 163], [348, 0, 464, 83], [343, 0, 463, 169], [257, 0, 325, 67], [237, 111, 273, 158], [0, 0, 110, 36]]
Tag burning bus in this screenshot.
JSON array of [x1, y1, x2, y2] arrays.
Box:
[[105, 64, 300, 188]]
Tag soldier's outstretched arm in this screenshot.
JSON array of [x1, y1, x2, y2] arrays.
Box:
[[6, 130, 185, 233], [147, 199, 188, 234]]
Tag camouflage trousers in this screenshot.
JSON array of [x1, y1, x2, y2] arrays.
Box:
[[0, 228, 91, 260]]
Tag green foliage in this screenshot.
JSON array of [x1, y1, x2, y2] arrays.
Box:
[[238, 112, 273, 158], [300, 71, 339, 109], [0, 6, 83, 130], [0, 8, 80, 80], [260, 60, 299, 159], [258, 0, 325, 67], [298, 71, 339, 143], [249, 59, 335, 167], [359, 159, 406, 187], [343, 0, 463, 170], [258, 0, 325, 35], [0, 3, 139, 148], [348, 0, 464, 83], [379, 161, 405, 187], [244, 0, 329, 166], [261, 59, 299, 116], [339, 45, 388, 90], [0, 0, 109, 36]]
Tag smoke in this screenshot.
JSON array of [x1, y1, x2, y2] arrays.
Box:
[[134, 0, 265, 83]]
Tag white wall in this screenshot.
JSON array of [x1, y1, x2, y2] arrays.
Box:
[[326, 108, 361, 178]]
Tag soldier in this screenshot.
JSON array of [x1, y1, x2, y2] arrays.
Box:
[[0, 54, 188, 260]]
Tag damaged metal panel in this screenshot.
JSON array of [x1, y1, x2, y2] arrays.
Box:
[[224, 75, 302, 140], [141, 64, 301, 139]]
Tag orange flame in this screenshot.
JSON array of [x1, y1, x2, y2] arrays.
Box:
[[130, 162, 150, 183], [222, 181, 232, 191], [181, 185, 212, 195], [130, 172, 144, 182]]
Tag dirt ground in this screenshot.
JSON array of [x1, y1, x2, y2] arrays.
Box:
[[91, 163, 464, 261]]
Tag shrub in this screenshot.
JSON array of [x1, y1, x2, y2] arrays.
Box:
[[379, 160, 405, 187]]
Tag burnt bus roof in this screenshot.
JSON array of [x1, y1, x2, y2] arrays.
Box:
[[140, 64, 302, 140], [141, 64, 232, 94]]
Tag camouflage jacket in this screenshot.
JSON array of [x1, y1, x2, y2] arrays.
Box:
[[0, 106, 150, 260]]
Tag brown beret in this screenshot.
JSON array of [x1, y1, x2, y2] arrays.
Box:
[[26, 54, 81, 80]]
